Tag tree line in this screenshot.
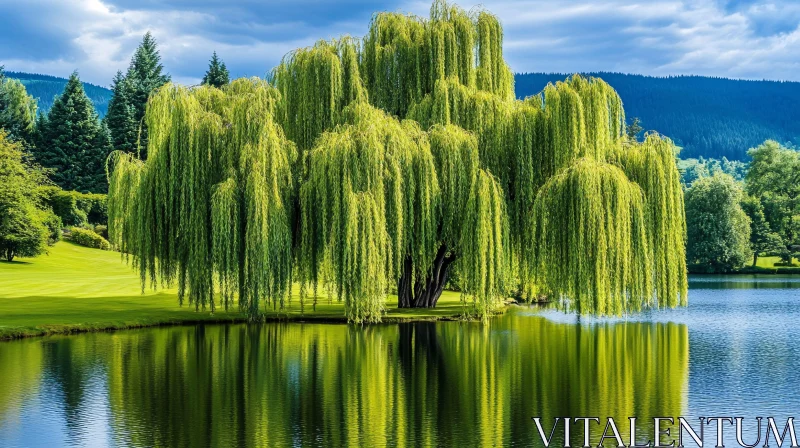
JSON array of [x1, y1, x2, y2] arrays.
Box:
[[3, 71, 112, 116], [683, 140, 800, 272], [0, 36, 229, 261]]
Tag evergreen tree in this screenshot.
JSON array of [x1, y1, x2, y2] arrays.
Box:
[[0, 66, 38, 148], [104, 71, 136, 154], [626, 117, 643, 141], [34, 72, 112, 193], [124, 32, 170, 158], [202, 52, 230, 88]]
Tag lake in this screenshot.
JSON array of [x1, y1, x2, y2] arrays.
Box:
[[1, 275, 798, 447]]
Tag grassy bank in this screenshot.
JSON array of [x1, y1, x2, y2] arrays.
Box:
[[0, 242, 475, 340], [738, 256, 800, 274]]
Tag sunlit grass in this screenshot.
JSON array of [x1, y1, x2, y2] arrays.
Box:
[[0, 242, 470, 339]]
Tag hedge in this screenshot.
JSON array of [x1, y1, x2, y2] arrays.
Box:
[[68, 227, 111, 251], [41, 187, 107, 226]]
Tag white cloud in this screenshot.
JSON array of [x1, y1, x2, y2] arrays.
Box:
[[1, 0, 799, 86]]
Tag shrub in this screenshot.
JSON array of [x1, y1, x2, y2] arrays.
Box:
[[0, 205, 48, 261], [76, 192, 108, 224], [41, 187, 108, 226], [38, 209, 62, 245], [68, 227, 110, 251], [94, 224, 108, 239]]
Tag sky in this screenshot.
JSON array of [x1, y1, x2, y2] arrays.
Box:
[[1, 0, 799, 88]]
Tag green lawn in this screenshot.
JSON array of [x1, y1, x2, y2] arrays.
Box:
[[755, 256, 798, 268], [0, 242, 473, 340]]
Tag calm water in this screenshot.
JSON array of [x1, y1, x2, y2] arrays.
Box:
[[0, 275, 798, 447]]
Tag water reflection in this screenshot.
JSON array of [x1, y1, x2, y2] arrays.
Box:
[[0, 312, 688, 447]]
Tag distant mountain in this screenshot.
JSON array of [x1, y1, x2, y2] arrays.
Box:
[[8, 70, 797, 159], [5, 71, 112, 117], [515, 72, 800, 160]]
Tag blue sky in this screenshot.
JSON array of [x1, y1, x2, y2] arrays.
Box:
[[1, 0, 799, 87]]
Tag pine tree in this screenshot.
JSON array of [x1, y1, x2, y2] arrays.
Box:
[[124, 32, 170, 158], [104, 71, 136, 154], [202, 52, 230, 88], [34, 72, 112, 193]]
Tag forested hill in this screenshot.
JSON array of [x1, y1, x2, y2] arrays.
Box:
[[6, 71, 112, 117], [9, 69, 800, 159], [515, 73, 800, 160]]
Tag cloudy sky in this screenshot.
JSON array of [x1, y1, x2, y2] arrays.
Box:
[[1, 0, 799, 88]]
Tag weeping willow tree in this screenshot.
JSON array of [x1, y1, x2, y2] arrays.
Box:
[[107, 78, 296, 315], [362, 0, 513, 119], [529, 158, 652, 315], [298, 104, 507, 322], [610, 134, 688, 307], [271, 37, 366, 152], [109, 0, 688, 322]]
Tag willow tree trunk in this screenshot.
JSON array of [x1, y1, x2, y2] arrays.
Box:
[[397, 245, 456, 308]]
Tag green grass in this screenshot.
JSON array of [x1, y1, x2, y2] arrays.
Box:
[[755, 256, 798, 268], [0, 242, 475, 340]]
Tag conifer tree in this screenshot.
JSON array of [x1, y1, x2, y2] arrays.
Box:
[[123, 32, 171, 158], [104, 71, 136, 154], [202, 52, 230, 88], [34, 72, 112, 193]]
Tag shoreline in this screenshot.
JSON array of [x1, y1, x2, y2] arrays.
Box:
[[0, 303, 512, 342]]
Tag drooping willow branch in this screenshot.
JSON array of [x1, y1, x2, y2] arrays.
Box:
[[530, 158, 653, 315], [108, 79, 296, 316], [109, 0, 688, 322]]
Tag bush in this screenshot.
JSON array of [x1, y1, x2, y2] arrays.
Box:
[[38, 209, 62, 245], [94, 224, 108, 239], [41, 187, 107, 226], [0, 205, 48, 261], [68, 227, 110, 251]]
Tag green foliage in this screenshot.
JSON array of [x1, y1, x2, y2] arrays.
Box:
[[626, 117, 643, 141], [39, 209, 62, 244], [0, 67, 38, 147], [530, 158, 652, 315], [40, 186, 107, 226], [746, 140, 800, 247], [109, 1, 689, 322], [0, 132, 50, 261], [741, 194, 784, 266], [360, 1, 513, 119], [108, 79, 295, 317], [685, 173, 752, 273], [33, 72, 112, 193], [679, 156, 748, 186], [105, 71, 137, 154], [272, 38, 366, 152], [202, 52, 230, 88], [299, 103, 434, 322], [611, 134, 688, 308], [516, 72, 800, 160], [120, 32, 171, 158], [69, 226, 111, 250], [3, 70, 111, 117], [94, 224, 108, 239]]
